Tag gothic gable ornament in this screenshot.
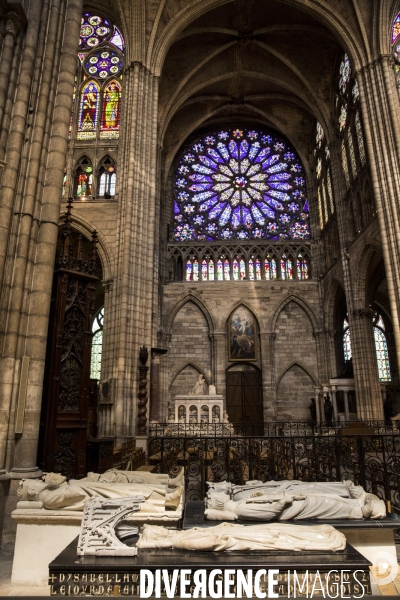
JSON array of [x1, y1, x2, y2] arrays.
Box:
[[77, 495, 145, 556]]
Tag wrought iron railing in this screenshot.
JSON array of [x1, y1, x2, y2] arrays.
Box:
[[149, 420, 399, 438], [148, 433, 400, 511]]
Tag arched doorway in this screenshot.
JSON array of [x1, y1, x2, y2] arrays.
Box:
[[226, 364, 263, 434]]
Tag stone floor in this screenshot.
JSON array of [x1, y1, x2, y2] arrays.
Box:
[[0, 541, 399, 597]]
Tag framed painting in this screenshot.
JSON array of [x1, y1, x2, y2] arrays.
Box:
[[228, 306, 257, 361]]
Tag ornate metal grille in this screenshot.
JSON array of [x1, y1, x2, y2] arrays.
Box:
[[148, 434, 400, 509]]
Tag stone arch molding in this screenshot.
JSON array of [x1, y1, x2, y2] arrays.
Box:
[[169, 361, 211, 391], [224, 301, 262, 333], [58, 213, 113, 281], [166, 293, 215, 333], [324, 276, 346, 330], [270, 293, 319, 333], [355, 239, 383, 305], [276, 361, 319, 388]]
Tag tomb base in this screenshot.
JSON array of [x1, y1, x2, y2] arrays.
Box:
[[48, 536, 373, 597]]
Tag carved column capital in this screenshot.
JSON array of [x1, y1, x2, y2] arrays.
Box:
[[102, 279, 113, 294], [5, 11, 23, 37], [353, 307, 375, 321]]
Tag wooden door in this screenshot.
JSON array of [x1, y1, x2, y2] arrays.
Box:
[[226, 368, 263, 434]]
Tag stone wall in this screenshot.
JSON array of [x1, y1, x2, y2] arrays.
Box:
[[160, 281, 321, 421]]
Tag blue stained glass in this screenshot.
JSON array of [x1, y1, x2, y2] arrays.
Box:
[[174, 129, 310, 241]]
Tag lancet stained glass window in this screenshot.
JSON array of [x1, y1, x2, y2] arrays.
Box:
[[100, 79, 121, 138], [314, 121, 335, 229], [90, 308, 104, 380], [343, 317, 352, 361], [77, 80, 100, 140], [373, 313, 391, 382], [174, 129, 310, 241]]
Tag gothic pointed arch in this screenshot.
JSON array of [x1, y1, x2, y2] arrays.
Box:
[[276, 361, 318, 387], [169, 361, 211, 391], [167, 293, 215, 332], [270, 293, 319, 333]]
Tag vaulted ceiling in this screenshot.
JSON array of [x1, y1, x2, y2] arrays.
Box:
[[159, 0, 345, 178]]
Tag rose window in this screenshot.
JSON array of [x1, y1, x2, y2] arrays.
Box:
[[174, 129, 310, 241]]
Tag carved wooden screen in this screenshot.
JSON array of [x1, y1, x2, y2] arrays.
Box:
[[39, 202, 99, 478]]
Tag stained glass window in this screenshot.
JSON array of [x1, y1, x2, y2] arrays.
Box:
[[339, 54, 351, 95], [80, 14, 112, 50], [62, 171, 67, 197], [265, 257, 277, 280], [100, 80, 121, 139], [77, 80, 100, 140], [348, 131, 357, 179], [233, 258, 239, 280], [343, 317, 352, 361], [318, 189, 324, 230], [217, 259, 223, 281], [186, 260, 192, 281], [296, 255, 309, 280], [256, 258, 261, 280], [209, 260, 215, 280], [392, 12, 400, 44], [281, 255, 293, 280], [74, 12, 125, 142], [342, 140, 350, 189], [110, 26, 124, 52], [174, 129, 310, 242], [249, 258, 255, 280], [90, 308, 104, 380], [98, 157, 116, 197], [84, 50, 123, 79], [374, 314, 391, 382], [316, 122, 324, 149], [75, 157, 93, 197], [355, 111, 366, 167], [339, 102, 348, 132], [322, 183, 328, 221], [326, 170, 334, 214], [202, 260, 208, 281], [224, 259, 230, 280]]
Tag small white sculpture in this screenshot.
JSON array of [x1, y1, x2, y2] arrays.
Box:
[[136, 522, 346, 552], [190, 374, 205, 395], [209, 384, 216, 395], [205, 480, 386, 521], [78, 496, 144, 556]]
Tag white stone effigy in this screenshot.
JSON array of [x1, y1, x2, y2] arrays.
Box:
[[205, 479, 386, 522], [11, 468, 184, 586], [136, 522, 346, 552]]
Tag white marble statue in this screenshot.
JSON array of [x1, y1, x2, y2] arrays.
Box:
[[18, 470, 183, 512], [205, 479, 386, 521], [136, 522, 346, 552], [190, 374, 205, 395], [209, 384, 216, 395]]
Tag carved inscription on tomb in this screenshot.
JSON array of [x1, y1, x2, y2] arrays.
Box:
[[48, 570, 372, 596]]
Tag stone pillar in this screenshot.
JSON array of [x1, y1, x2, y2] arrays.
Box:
[[331, 386, 338, 423], [260, 332, 275, 420], [357, 58, 400, 404], [8, 0, 84, 478], [343, 391, 350, 422], [213, 332, 227, 409], [149, 348, 167, 422], [0, 12, 23, 130]]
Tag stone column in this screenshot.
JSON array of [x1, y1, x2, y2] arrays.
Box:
[[213, 332, 227, 409], [149, 348, 167, 422], [260, 332, 275, 420], [0, 12, 23, 130], [331, 386, 338, 423], [356, 58, 400, 401], [8, 0, 84, 478], [314, 387, 322, 424], [343, 391, 350, 422]]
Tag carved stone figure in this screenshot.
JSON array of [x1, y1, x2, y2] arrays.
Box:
[[18, 470, 184, 512], [309, 398, 317, 424], [205, 479, 386, 521], [190, 374, 205, 395], [324, 395, 333, 424], [209, 384, 217, 395], [136, 522, 346, 552]]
